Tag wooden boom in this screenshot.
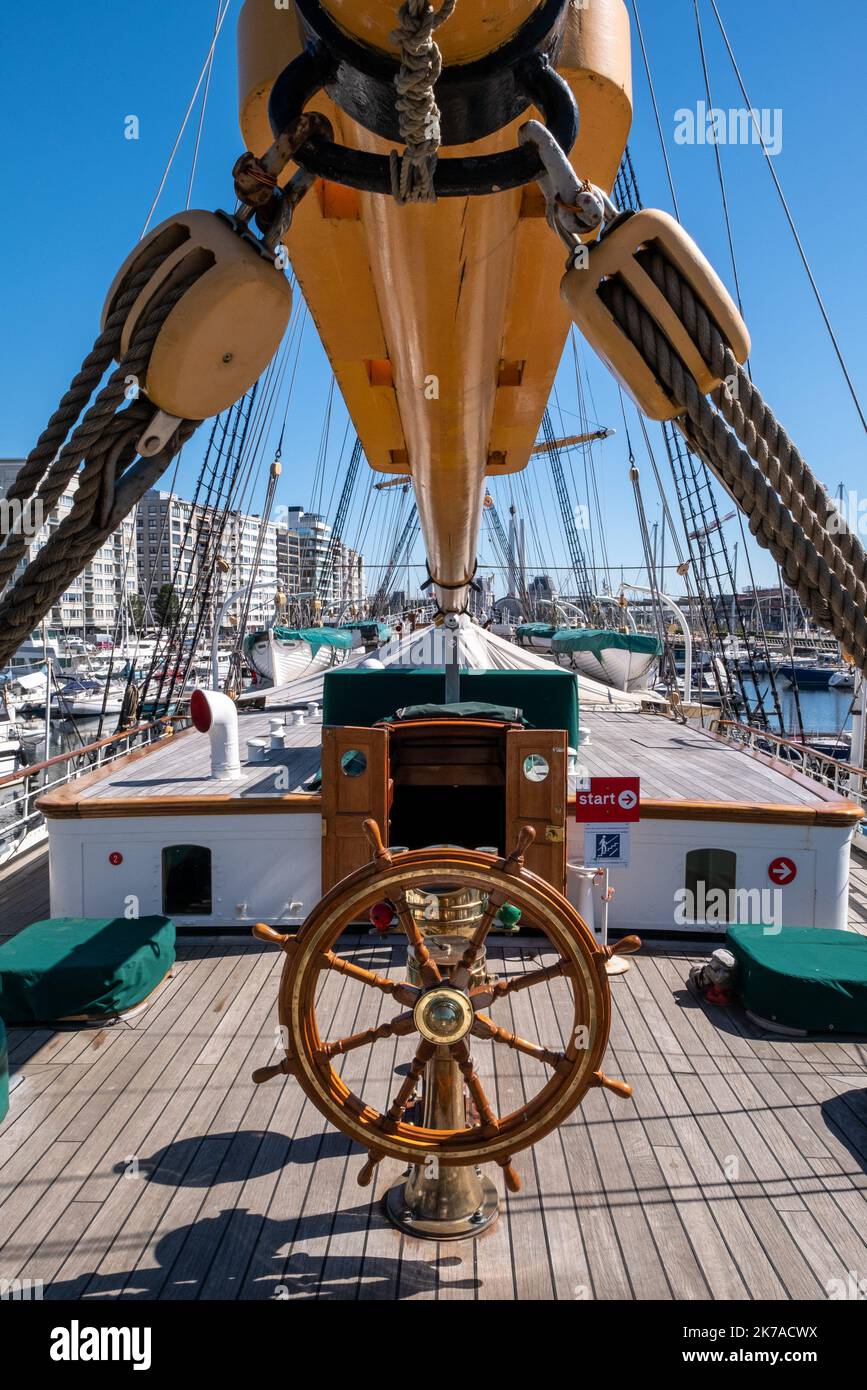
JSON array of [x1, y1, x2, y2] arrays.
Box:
[[237, 0, 632, 611]]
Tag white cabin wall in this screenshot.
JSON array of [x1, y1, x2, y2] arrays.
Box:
[[566, 818, 853, 934], [814, 824, 856, 932], [47, 810, 854, 934], [48, 827, 85, 918], [48, 814, 322, 927]]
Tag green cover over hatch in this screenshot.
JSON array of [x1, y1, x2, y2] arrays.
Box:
[[726, 925, 867, 1034], [270, 627, 352, 653], [323, 667, 579, 746], [384, 702, 527, 725], [0, 917, 176, 1024]]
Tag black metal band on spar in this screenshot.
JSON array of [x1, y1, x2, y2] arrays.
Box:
[[267, 0, 579, 198]]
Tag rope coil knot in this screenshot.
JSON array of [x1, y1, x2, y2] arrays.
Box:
[[389, 0, 457, 204]]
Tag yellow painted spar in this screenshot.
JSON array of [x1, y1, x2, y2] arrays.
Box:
[[238, 0, 632, 611]]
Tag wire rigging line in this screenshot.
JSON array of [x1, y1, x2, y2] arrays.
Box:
[[141, 0, 233, 238], [613, 136, 785, 726], [691, 0, 746, 326], [141, 390, 256, 716], [706, 0, 867, 434], [571, 332, 613, 588], [311, 378, 336, 516], [273, 302, 307, 461], [540, 409, 595, 618], [628, 0, 682, 221], [185, 0, 225, 210], [687, 0, 787, 730], [226, 457, 282, 688]]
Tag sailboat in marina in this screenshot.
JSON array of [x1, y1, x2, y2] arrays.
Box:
[[0, 0, 865, 1322]]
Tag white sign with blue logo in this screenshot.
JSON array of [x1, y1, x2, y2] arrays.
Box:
[[584, 825, 630, 868]]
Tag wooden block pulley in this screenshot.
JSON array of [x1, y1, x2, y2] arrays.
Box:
[[102, 210, 292, 420], [561, 209, 750, 421]]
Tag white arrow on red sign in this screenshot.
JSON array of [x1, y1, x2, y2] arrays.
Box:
[[768, 856, 797, 885]]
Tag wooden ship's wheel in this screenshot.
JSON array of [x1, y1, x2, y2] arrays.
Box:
[[254, 822, 639, 1239]]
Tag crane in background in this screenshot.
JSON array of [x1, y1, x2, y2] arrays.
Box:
[[370, 502, 420, 617], [316, 437, 364, 603]]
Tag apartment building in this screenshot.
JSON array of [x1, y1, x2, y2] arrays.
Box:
[[276, 528, 301, 595], [283, 506, 366, 609], [137, 490, 283, 632], [223, 510, 281, 629], [0, 459, 137, 641]]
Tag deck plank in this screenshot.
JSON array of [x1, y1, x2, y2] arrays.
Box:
[[0, 846, 50, 940], [1, 938, 865, 1301]]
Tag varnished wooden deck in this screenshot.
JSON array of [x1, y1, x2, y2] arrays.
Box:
[[0, 845, 51, 943], [1, 931, 865, 1301]]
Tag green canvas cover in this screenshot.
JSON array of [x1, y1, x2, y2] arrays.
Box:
[[386, 701, 527, 725], [272, 626, 353, 653], [726, 925, 867, 1034], [244, 626, 353, 661], [339, 621, 391, 644], [552, 628, 662, 657], [516, 623, 556, 641], [323, 667, 580, 746], [0, 917, 176, 1024], [0, 1017, 7, 1125]]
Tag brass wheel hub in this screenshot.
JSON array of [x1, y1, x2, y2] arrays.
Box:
[[413, 985, 475, 1045]]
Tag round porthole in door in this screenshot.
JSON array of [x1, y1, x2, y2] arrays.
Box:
[[522, 753, 549, 782], [340, 749, 367, 778]]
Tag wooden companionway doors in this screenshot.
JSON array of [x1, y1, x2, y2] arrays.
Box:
[[321, 726, 391, 892], [321, 722, 568, 896], [505, 728, 567, 893]]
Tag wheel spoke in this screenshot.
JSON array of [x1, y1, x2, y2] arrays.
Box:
[[471, 1012, 567, 1071], [392, 894, 442, 984], [320, 1010, 416, 1060], [382, 1039, 436, 1126], [469, 958, 570, 1009], [321, 950, 419, 1006], [452, 1041, 499, 1136], [449, 892, 508, 991]]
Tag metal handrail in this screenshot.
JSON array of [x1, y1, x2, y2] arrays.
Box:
[[711, 719, 867, 826], [0, 714, 185, 792], [0, 715, 191, 865]]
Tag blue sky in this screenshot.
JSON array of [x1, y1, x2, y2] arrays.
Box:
[[1, 0, 864, 596]]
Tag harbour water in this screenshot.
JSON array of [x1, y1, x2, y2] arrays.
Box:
[[743, 681, 857, 740]]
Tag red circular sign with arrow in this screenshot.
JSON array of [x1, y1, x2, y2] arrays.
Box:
[[768, 856, 797, 885]]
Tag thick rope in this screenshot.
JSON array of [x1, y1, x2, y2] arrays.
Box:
[[601, 277, 867, 670], [389, 0, 456, 204], [638, 247, 867, 594], [0, 248, 171, 549], [0, 272, 202, 666]]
